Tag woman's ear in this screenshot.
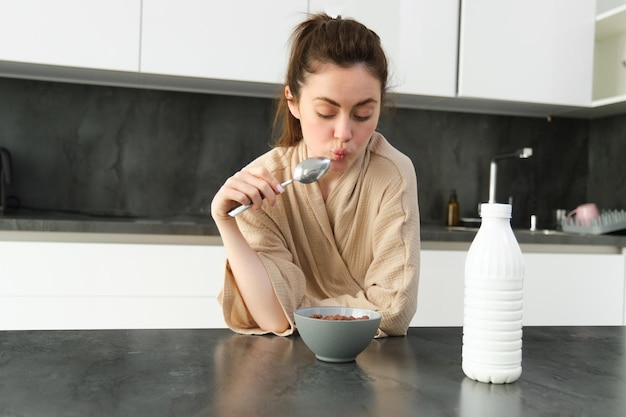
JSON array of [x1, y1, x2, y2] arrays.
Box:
[[285, 86, 300, 119]]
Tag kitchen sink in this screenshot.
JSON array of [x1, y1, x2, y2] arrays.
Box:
[[446, 226, 479, 232], [447, 226, 569, 236], [514, 228, 569, 236]]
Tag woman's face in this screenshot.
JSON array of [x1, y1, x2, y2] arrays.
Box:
[[287, 63, 381, 175]]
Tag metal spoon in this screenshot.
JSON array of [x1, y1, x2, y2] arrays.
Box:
[[228, 156, 331, 217]]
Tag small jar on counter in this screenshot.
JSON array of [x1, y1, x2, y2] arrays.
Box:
[[446, 189, 460, 226]]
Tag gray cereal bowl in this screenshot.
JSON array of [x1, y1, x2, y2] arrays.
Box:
[[294, 306, 381, 363]]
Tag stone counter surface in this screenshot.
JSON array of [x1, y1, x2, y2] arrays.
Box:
[[0, 210, 220, 236], [0, 327, 624, 417], [1, 211, 626, 247]]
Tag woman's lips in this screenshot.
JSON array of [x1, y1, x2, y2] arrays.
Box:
[[332, 148, 348, 161]]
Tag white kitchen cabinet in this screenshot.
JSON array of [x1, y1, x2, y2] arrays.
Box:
[[0, 0, 602, 117], [591, 0, 626, 110], [0, 0, 141, 72], [523, 251, 624, 325], [3, 238, 623, 330], [457, 0, 596, 107], [140, 0, 307, 85], [309, 0, 459, 99], [415, 247, 625, 327], [0, 240, 228, 330], [412, 249, 466, 326]]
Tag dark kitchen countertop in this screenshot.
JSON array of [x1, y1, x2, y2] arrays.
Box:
[[421, 223, 626, 248], [0, 326, 624, 417], [0, 209, 219, 236], [1, 210, 626, 247]]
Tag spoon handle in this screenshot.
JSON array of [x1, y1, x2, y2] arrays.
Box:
[[227, 179, 293, 217], [228, 203, 254, 217]]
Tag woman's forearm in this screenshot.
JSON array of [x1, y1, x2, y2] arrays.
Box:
[[216, 219, 289, 333]]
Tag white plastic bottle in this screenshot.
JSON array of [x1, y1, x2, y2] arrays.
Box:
[[462, 203, 525, 384]]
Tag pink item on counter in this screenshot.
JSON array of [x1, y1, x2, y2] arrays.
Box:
[[567, 203, 600, 226]]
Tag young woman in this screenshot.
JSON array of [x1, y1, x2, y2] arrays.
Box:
[[211, 13, 420, 337]]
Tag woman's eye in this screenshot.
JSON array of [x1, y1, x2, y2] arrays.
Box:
[[315, 111, 372, 121]]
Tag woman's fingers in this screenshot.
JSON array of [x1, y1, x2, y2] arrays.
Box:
[[235, 167, 282, 207], [211, 166, 283, 220]]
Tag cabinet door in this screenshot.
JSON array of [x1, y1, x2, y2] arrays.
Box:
[[523, 252, 624, 326], [309, 0, 459, 97], [141, 0, 307, 84], [458, 0, 595, 107], [415, 249, 625, 327], [0, 241, 227, 330], [413, 250, 466, 326], [0, 0, 140, 71]]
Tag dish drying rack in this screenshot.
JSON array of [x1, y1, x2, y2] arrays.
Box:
[[561, 209, 626, 235]]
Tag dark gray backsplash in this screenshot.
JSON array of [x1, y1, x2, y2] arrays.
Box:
[[0, 78, 275, 219], [588, 114, 626, 211], [1, 77, 624, 229]]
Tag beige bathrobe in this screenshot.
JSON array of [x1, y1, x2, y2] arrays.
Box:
[[218, 132, 420, 337]]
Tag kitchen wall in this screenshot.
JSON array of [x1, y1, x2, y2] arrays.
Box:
[[0, 77, 624, 229]]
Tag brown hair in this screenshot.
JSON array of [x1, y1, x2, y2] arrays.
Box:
[[272, 13, 389, 147]]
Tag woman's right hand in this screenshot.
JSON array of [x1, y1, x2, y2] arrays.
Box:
[[211, 165, 284, 222]]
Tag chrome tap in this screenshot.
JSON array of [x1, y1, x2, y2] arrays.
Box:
[[488, 147, 533, 204]]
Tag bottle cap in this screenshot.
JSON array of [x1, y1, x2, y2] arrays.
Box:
[[480, 203, 512, 218]]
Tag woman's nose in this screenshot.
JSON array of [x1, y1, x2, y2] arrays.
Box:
[[334, 116, 352, 141]]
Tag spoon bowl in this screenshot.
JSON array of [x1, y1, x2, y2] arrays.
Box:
[[228, 157, 331, 217]]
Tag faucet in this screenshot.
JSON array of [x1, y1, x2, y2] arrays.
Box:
[[0, 147, 12, 214], [488, 147, 533, 204]]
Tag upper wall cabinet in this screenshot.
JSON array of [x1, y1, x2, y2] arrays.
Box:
[[458, 0, 596, 108], [0, 0, 604, 118], [592, 0, 626, 111], [308, 0, 459, 99], [0, 0, 141, 72], [140, 0, 307, 85]]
